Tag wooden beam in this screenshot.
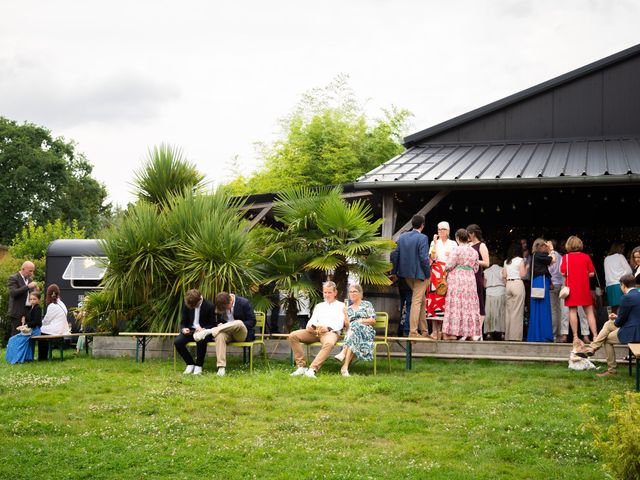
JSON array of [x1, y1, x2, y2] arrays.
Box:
[[241, 190, 373, 210], [381, 192, 396, 239], [245, 206, 271, 231], [392, 190, 450, 241]]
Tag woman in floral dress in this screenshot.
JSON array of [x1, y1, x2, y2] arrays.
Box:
[[442, 229, 481, 339], [335, 284, 376, 377]]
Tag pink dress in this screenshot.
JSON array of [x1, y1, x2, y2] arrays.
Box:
[[442, 244, 481, 337]]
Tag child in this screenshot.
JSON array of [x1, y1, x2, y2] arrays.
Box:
[[5, 291, 42, 364]]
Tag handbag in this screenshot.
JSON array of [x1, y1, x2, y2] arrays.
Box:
[[436, 271, 448, 296], [530, 254, 546, 299], [559, 254, 570, 299]]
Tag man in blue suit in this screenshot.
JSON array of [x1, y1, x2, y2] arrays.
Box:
[[391, 214, 431, 339], [580, 274, 640, 376]]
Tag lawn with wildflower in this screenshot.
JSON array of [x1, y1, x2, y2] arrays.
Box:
[[0, 352, 630, 479]]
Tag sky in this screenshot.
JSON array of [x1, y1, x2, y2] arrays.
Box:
[[1, 0, 639, 207]]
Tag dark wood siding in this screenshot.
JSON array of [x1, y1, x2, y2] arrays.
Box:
[[420, 54, 640, 142]]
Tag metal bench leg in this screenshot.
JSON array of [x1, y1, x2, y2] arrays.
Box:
[[406, 340, 412, 370]]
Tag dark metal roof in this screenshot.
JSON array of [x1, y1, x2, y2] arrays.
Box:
[[355, 136, 640, 190], [404, 43, 640, 147], [46, 239, 105, 257]]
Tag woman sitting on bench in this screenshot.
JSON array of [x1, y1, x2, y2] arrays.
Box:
[[37, 284, 71, 360]]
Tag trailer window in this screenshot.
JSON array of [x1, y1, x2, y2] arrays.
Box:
[[62, 256, 108, 289]]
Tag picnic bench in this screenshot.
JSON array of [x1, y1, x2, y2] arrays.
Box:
[[31, 332, 108, 360], [118, 332, 177, 363], [628, 343, 640, 392]]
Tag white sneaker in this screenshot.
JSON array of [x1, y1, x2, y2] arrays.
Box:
[[193, 366, 203, 375], [290, 367, 307, 377], [193, 329, 211, 342], [183, 365, 195, 374], [217, 367, 226, 377], [340, 369, 350, 377], [304, 368, 317, 378], [334, 351, 345, 362]]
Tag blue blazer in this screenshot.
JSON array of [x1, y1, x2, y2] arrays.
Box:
[[391, 229, 430, 281], [215, 295, 256, 342], [615, 288, 640, 344]]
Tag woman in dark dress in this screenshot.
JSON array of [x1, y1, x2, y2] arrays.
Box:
[[467, 224, 489, 339]]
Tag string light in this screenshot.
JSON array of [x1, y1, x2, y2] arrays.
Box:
[[449, 204, 453, 211], [512, 203, 516, 210], [496, 205, 501, 212], [480, 206, 484, 213], [465, 206, 469, 213]]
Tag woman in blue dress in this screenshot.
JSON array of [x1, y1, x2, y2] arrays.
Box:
[[335, 284, 376, 377], [527, 238, 555, 342], [5, 291, 42, 364]]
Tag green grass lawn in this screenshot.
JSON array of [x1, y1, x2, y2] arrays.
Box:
[[0, 351, 631, 480]]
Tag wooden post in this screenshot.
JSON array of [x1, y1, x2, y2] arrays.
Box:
[[382, 192, 395, 239]]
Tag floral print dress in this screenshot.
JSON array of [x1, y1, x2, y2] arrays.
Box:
[[442, 244, 481, 337], [343, 300, 376, 361]]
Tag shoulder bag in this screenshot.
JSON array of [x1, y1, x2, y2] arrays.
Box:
[[530, 254, 546, 299], [559, 254, 570, 299]]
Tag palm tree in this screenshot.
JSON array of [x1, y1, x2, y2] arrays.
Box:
[[132, 144, 205, 206], [271, 186, 395, 299]]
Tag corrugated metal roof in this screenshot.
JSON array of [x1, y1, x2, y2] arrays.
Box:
[[355, 136, 640, 189]]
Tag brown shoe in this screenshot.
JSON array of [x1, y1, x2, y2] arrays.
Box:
[[556, 335, 567, 343], [596, 370, 617, 378]]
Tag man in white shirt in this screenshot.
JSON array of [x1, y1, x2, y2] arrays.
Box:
[[288, 281, 345, 378]]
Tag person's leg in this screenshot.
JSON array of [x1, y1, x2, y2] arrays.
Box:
[[589, 320, 617, 350], [214, 321, 248, 368], [582, 305, 598, 338], [194, 334, 214, 367], [288, 329, 316, 368], [402, 289, 412, 336], [568, 307, 579, 342], [174, 332, 196, 366], [309, 331, 339, 371], [560, 298, 569, 337], [549, 285, 561, 339], [406, 278, 428, 336], [10, 316, 22, 338], [342, 347, 353, 374]]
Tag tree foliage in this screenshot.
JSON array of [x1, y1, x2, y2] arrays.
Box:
[[227, 76, 411, 195], [0, 116, 110, 244], [86, 149, 261, 333], [10, 218, 86, 260]]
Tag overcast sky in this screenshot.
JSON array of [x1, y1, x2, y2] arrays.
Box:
[[1, 0, 639, 206]]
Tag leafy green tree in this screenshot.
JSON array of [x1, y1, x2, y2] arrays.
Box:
[[10, 218, 85, 260], [0, 116, 110, 244], [227, 76, 411, 195]]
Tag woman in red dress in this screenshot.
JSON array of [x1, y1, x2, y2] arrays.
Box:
[[560, 236, 598, 344]]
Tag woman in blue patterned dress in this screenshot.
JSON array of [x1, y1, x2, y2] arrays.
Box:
[[335, 284, 376, 377]]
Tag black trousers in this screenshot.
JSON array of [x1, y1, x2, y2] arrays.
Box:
[[37, 333, 50, 361], [174, 332, 213, 367]]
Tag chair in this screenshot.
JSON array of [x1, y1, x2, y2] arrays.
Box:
[[372, 312, 391, 375], [173, 312, 267, 373]]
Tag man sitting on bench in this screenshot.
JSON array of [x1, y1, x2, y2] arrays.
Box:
[[193, 292, 256, 377], [579, 273, 640, 376], [288, 281, 345, 378], [174, 289, 216, 375]]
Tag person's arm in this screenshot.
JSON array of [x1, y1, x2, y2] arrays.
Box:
[[519, 259, 527, 279], [478, 243, 490, 269], [361, 301, 377, 326], [614, 295, 630, 328], [587, 255, 596, 278], [8, 275, 29, 299], [390, 247, 399, 277], [418, 237, 430, 278], [180, 305, 192, 334], [307, 304, 319, 332], [241, 299, 256, 336]]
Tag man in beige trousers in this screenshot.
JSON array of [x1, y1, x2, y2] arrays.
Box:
[[288, 281, 345, 378]]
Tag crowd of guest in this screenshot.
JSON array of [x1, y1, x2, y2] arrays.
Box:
[[391, 218, 640, 345]]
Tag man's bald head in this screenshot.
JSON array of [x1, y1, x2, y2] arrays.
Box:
[[20, 261, 35, 277]]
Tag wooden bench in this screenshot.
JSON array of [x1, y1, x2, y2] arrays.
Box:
[[172, 312, 267, 373], [31, 332, 108, 361], [628, 343, 640, 392]]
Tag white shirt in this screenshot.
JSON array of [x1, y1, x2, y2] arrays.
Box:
[[484, 265, 506, 296], [192, 303, 201, 329], [430, 238, 457, 262], [41, 300, 70, 335], [307, 300, 345, 333], [504, 257, 524, 280], [603, 253, 633, 286]]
